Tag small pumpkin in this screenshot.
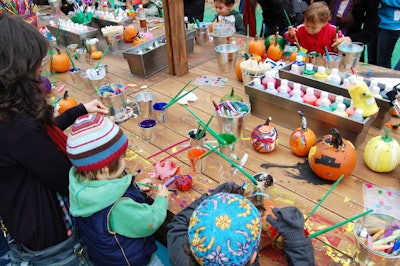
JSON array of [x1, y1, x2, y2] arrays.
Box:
[[266, 30, 283, 62], [91, 50, 103, 60], [248, 37, 266, 58], [251, 117, 279, 153], [51, 47, 71, 73], [308, 128, 357, 181], [174, 174, 193, 191], [289, 111, 317, 157], [123, 25, 138, 43], [265, 27, 285, 51], [220, 88, 243, 102], [364, 126, 400, 172], [57, 90, 78, 114]]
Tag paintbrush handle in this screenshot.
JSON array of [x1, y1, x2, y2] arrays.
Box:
[[165, 86, 199, 109], [136, 182, 158, 189]]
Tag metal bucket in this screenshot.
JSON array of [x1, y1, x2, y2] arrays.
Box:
[[338, 42, 364, 70], [98, 83, 127, 122], [105, 33, 123, 54], [215, 44, 239, 72], [134, 91, 154, 118], [216, 101, 250, 138], [195, 27, 209, 45], [353, 213, 400, 265]]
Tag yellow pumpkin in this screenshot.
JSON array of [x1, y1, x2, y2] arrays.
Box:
[[364, 127, 400, 172]]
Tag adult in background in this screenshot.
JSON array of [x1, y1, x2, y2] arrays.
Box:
[[377, 0, 400, 70], [0, 14, 108, 264], [257, 0, 289, 37], [329, 0, 380, 65], [184, 0, 206, 23]]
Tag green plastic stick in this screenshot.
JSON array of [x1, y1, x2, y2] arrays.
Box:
[[309, 209, 373, 239], [195, 115, 214, 139], [66, 51, 77, 70], [205, 143, 258, 184], [170, 80, 192, 103], [94, 44, 110, 69], [136, 182, 158, 189], [164, 86, 199, 109], [306, 175, 344, 221]]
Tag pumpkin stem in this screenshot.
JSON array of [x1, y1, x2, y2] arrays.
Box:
[[55, 47, 61, 55], [382, 126, 393, 143], [230, 88, 235, 97], [330, 128, 343, 148], [298, 110, 307, 131], [63, 90, 69, 100], [264, 117, 272, 126]]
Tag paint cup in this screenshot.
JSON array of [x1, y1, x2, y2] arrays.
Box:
[[68, 67, 82, 84], [188, 147, 207, 174], [105, 33, 123, 54], [134, 91, 154, 118], [353, 213, 400, 265], [76, 48, 87, 63], [138, 119, 157, 141], [306, 51, 321, 65], [80, 71, 92, 89], [216, 101, 250, 139], [187, 129, 207, 148], [218, 133, 237, 157], [215, 44, 239, 72], [195, 27, 209, 45], [338, 42, 364, 70], [152, 102, 167, 123], [98, 83, 129, 123], [323, 52, 342, 73], [67, 43, 78, 54]]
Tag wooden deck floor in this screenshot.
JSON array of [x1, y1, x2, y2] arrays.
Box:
[[47, 25, 400, 265]]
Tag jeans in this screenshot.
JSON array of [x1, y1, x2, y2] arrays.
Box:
[[377, 28, 400, 70], [0, 235, 10, 265]]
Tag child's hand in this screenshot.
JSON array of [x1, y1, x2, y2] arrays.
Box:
[[137, 178, 156, 192], [332, 36, 352, 48], [156, 184, 169, 199], [288, 26, 295, 38]]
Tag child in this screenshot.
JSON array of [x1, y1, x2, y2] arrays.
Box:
[[285, 1, 344, 54], [213, 0, 246, 35], [142, 0, 163, 17], [167, 182, 315, 266], [67, 113, 169, 266]]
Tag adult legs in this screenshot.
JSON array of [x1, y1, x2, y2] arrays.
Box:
[[377, 28, 400, 69]]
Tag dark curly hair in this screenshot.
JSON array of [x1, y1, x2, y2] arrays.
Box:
[[0, 14, 53, 125]]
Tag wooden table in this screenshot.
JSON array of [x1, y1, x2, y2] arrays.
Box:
[[47, 28, 400, 265]]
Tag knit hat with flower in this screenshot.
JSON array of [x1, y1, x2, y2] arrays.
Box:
[[188, 192, 262, 266], [66, 114, 128, 172]]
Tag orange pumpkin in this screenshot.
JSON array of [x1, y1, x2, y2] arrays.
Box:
[[57, 90, 78, 114], [289, 51, 298, 62], [248, 38, 266, 57], [51, 48, 70, 73], [127, 10, 136, 19], [235, 58, 246, 81], [308, 128, 357, 181], [132, 37, 148, 46], [91, 50, 103, 60], [123, 25, 138, 43], [266, 31, 283, 62], [289, 111, 317, 157]]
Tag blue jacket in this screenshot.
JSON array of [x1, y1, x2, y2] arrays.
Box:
[[379, 0, 400, 30]]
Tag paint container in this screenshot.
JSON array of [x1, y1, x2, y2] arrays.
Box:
[[68, 67, 82, 84], [195, 26, 209, 45], [135, 91, 154, 118], [216, 101, 250, 139], [323, 52, 342, 73], [152, 102, 167, 123], [215, 44, 239, 72], [188, 147, 207, 174], [338, 42, 364, 70], [353, 213, 400, 265], [187, 129, 206, 148], [218, 133, 237, 157], [138, 119, 157, 141], [98, 83, 129, 123]]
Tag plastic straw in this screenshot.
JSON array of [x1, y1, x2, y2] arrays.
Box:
[[325, 46, 331, 62], [94, 44, 110, 69], [146, 138, 190, 159], [169, 80, 192, 104], [309, 209, 373, 239], [156, 146, 191, 164], [205, 143, 258, 184], [164, 86, 200, 109], [55, 21, 60, 41], [66, 51, 77, 70], [305, 175, 344, 221], [283, 10, 292, 26]]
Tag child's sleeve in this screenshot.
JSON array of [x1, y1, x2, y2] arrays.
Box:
[[234, 13, 246, 35], [109, 195, 168, 238]]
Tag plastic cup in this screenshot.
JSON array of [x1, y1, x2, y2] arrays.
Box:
[[138, 119, 157, 141], [76, 48, 87, 63], [323, 52, 342, 72]]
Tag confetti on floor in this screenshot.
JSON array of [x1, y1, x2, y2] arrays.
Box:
[[363, 183, 400, 220], [194, 76, 227, 87]]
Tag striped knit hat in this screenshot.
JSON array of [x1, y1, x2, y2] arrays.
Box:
[[66, 114, 128, 172]]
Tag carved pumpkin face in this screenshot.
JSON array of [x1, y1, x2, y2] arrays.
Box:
[[308, 128, 357, 181], [174, 174, 193, 191]]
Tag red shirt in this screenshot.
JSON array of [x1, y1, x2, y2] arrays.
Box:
[[285, 23, 343, 54]]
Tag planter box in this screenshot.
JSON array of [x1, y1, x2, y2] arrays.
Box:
[[244, 78, 376, 147], [90, 17, 133, 30], [47, 24, 98, 48], [122, 30, 196, 78], [279, 64, 392, 129]]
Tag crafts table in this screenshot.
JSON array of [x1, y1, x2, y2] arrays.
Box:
[[45, 20, 400, 264]]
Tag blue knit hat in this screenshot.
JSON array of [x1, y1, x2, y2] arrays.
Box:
[[188, 193, 261, 266], [66, 114, 128, 171]]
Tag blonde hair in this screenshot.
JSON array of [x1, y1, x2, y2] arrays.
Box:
[[75, 154, 125, 181], [304, 2, 331, 24]]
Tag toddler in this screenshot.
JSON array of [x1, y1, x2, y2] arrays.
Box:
[[67, 113, 169, 266], [213, 0, 246, 35], [285, 1, 344, 54]]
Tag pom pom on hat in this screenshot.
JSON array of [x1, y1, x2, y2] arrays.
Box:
[[66, 114, 128, 172], [188, 192, 261, 266]]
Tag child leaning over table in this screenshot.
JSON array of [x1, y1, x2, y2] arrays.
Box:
[[67, 113, 169, 266], [142, 0, 163, 17], [213, 0, 246, 35], [285, 1, 344, 54], [167, 182, 315, 266]]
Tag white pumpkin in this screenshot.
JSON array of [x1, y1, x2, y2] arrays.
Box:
[[364, 127, 400, 172]]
